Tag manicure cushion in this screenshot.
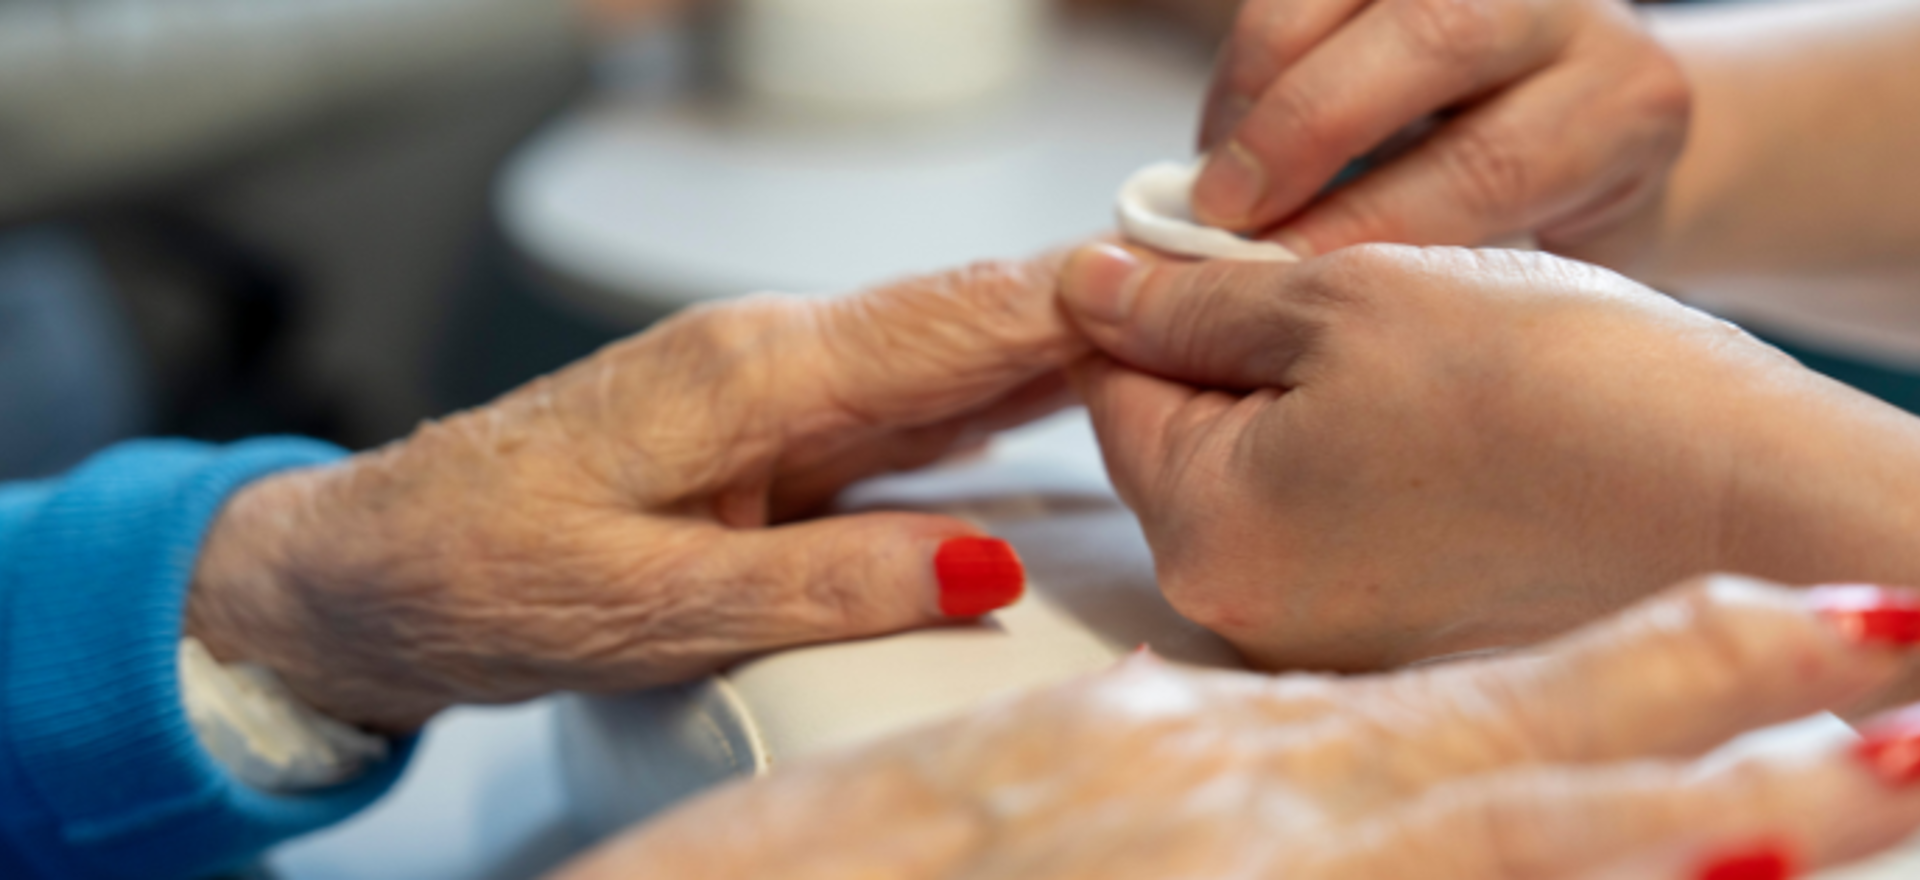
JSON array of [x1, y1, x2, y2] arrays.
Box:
[[1114, 160, 1302, 262]]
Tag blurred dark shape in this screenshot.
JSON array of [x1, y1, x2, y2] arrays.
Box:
[[0, 228, 144, 479], [0, 0, 612, 477]]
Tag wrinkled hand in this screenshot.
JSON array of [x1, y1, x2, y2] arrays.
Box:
[[186, 256, 1084, 731], [1194, 0, 1689, 269], [552, 577, 1920, 879], [1060, 243, 1920, 671]]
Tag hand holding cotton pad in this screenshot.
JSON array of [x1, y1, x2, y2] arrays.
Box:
[[1115, 161, 1300, 262]]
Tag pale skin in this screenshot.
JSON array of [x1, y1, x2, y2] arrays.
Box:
[[550, 577, 1920, 879]]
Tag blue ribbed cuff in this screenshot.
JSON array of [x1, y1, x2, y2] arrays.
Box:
[[1, 438, 412, 879]]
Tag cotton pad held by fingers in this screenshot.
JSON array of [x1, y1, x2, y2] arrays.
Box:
[[1115, 161, 1300, 263]]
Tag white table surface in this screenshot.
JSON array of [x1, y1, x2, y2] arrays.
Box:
[[270, 700, 580, 880]]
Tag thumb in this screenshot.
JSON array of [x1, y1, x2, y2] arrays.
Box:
[[715, 514, 1027, 650], [1057, 244, 1332, 390]]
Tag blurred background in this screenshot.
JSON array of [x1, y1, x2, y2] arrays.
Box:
[[0, 0, 1718, 482], [0, 0, 1255, 481]]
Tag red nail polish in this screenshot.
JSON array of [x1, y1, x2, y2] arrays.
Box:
[[1854, 704, 1920, 787], [1809, 585, 1920, 646], [935, 537, 1025, 617], [1695, 841, 1796, 880]]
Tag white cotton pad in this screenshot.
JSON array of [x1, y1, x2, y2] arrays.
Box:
[[1115, 160, 1300, 262]]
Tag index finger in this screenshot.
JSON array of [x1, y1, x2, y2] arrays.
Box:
[[1199, 0, 1373, 149], [1193, 0, 1567, 231]]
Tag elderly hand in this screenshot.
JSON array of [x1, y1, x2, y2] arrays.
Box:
[[1059, 243, 1920, 671], [551, 577, 1920, 879], [184, 256, 1085, 731], [1194, 0, 1689, 269]]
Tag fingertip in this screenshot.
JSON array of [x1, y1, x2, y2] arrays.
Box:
[[934, 535, 1026, 618], [1062, 243, 1145, 327], [1198, 90, 1256, 153], [1806, 585, 1920, 649]]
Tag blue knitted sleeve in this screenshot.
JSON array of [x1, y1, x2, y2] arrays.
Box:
[[0, 439, 413, 879]]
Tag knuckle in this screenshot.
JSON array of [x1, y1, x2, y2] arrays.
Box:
[[679, 296, 791, 366], [635, 299, 796, 430], [1474, 765, 1684, 879], [1258, 83, 1352, 162], [1624, 48, 1694, 146], [1440, 122, 1537, 220], [855, 257, 1061, 365], [1397, 0, 1505, 68], [1158, 568, 1230, 631], [1156, 563, 1275, 645], [1299, 242, 1417, 309], [1640, 575, 1774, 694], [1309, 241, 1413, 281], [942, 257, 1056, 336], [1703, 755, 1795, 822]]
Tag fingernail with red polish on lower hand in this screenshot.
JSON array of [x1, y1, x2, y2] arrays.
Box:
[[1809, 584, 1920, 646], [1695, 840, 1797, 880], [1855, 704, 1920, 787], [935, 536, 1025, 618]]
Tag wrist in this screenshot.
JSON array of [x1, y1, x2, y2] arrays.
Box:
[[1718, 371, 1920, 588], [186, 469, 446, 733]]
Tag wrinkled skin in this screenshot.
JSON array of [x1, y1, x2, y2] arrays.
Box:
[[553, 577, 1920, 880], [1060, 243, 1920, 672], [186, 256, 1086, 731], [1194, 0, 1690, 271]]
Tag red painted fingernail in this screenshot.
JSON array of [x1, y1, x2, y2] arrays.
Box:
[[1854, 704, 1920, 787], [1695, 840, 1797, 880], [935, 537, 1025, 617], [1809, 585, 1920, 646]]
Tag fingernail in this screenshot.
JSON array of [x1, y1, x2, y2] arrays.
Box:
[[1694, 841, 1797, 880], [1854, 704, 1920, 787], [1063, 244, 1144, 325], [935, 536, 1025, 617], [1809, 585, 1920, 646], [1200, 93, 1255, 150], [1193, 140, 1267, 229]]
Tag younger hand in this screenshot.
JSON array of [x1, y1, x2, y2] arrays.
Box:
[[1196, 0, 1689, 269], [1062, 243, 1920, 670]]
